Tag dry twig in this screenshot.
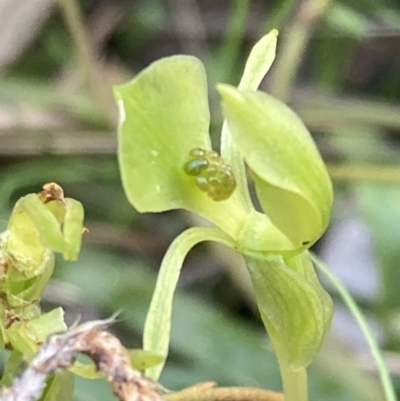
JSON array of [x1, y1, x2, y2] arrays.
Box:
[[0, 317, 164, 401]]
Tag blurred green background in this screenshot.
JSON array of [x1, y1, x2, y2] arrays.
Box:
[[1, 0, 400, 400]]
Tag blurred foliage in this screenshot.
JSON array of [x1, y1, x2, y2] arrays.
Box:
[[1, 0, 400, 400]]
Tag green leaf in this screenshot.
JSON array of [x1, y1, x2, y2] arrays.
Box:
[[70, 348, 164, 378], [245, 251, 333, 368], [5, 308, 67, 359], [129, 349, 164, 370], [0, 350, 24, 387], [114, 56, 249, 239], [38, 371, 74, 401], [24, 307, 67, 341], [70, 361, 103, 379], [218, 84, 333, 247]]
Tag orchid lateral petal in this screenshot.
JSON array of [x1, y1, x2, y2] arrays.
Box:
[[115, 56, 211, 213], [115, 56, 249, 239], [218, 84, 333, 248]]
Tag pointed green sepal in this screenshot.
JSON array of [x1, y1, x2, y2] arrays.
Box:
[[218, 84, 333, 247], [245, 251, 333, 369], [239, 29, 278, 91]]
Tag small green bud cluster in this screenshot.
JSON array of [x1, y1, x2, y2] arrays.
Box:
[[183, 148, 236, 201]]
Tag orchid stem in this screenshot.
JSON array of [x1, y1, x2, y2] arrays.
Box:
[[269, 328, 308, 401], [278, 357, 308, 401]]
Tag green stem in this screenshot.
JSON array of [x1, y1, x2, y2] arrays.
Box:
[[143, 227, 236, 380], [311, 254, 397, 401], [263, 0, 297, 33], [328, 163, 400, 184], [277, 356, 308, 401], [270, 329, 308, 401]]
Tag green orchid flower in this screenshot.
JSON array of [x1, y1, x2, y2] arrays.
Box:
[[115, 30, 333, 401]]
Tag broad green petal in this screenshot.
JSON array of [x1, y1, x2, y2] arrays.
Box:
[[245, 251, 333, 369], [115, 55, 211, 213], [39, 371, 74, 401], [115, 56, 249, 238], [218, 85, 333, 247]]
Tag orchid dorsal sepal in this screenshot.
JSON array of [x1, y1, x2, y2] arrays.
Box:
[[239, 29, 278, 91], [221, 29, 279, 212]]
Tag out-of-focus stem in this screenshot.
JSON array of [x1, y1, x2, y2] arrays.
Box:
[[269, 0, 333, 102], [165, 385, 284, 401], [218, 0, 251, 83], [57, 0, 116, 125], [312, 254, 397, 401], [328, 163, 400, 184]]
